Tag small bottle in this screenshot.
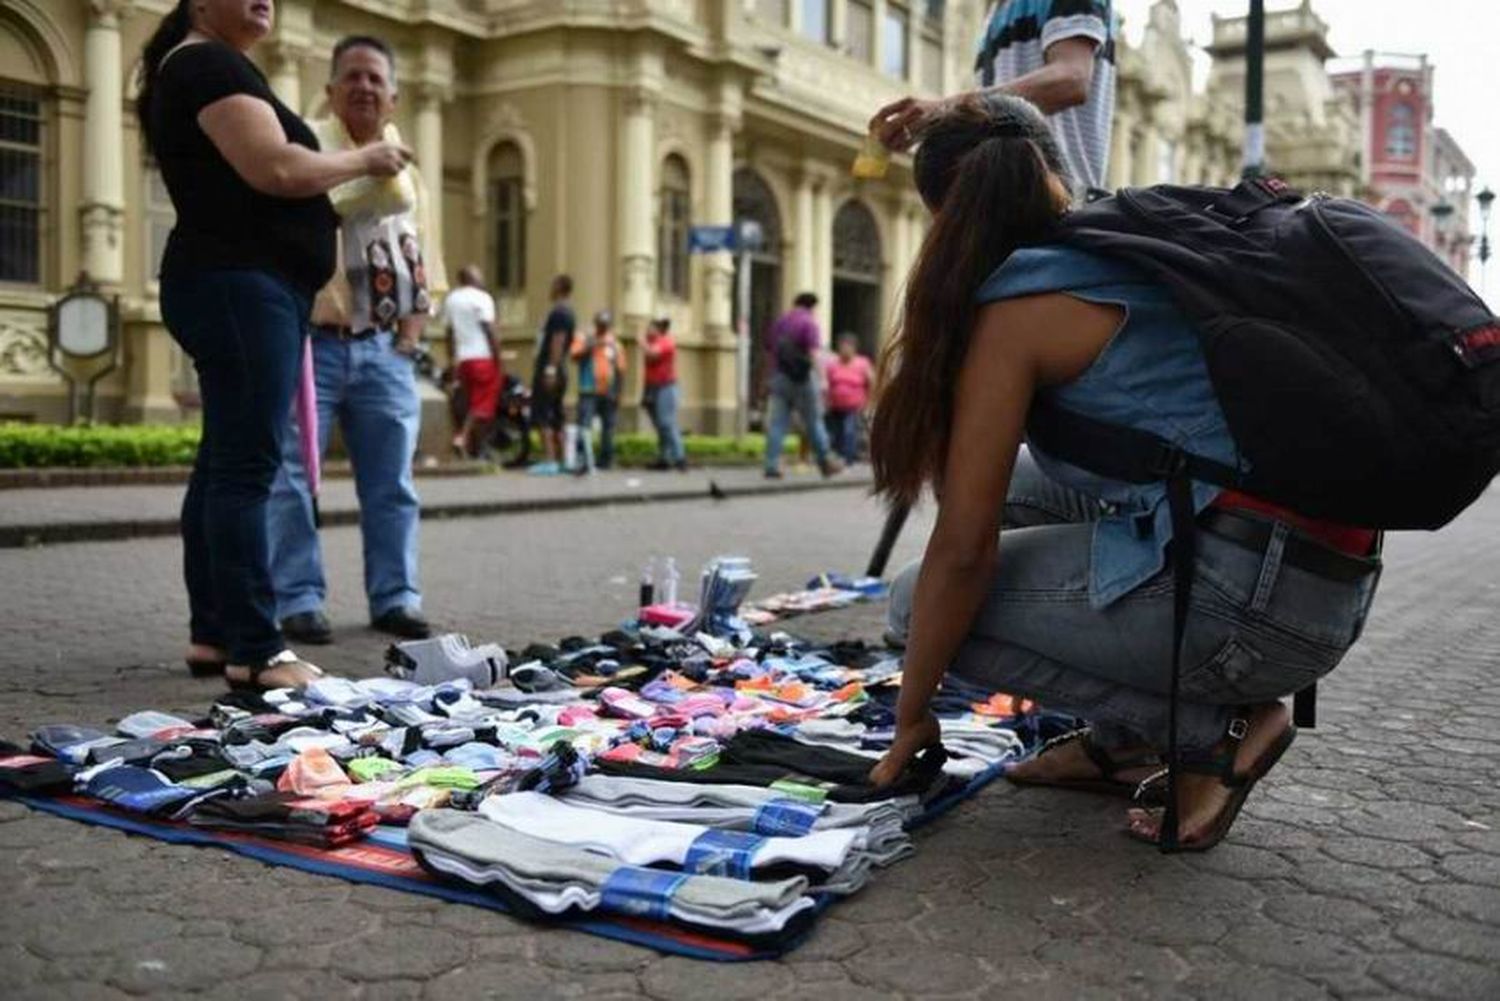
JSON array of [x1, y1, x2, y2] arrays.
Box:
[[851, 132, 890, 180], [639, 558, 656, 609], [661, 557, 680, 607]]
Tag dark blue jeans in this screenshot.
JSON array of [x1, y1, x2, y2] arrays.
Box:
[[825, 408, 860, 464], [161, 269, 307, 664], [577, 393, 618, 469]]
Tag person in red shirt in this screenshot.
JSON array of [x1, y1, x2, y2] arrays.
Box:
[[823, 333, 875, 464], [642, 316, 687, 471]]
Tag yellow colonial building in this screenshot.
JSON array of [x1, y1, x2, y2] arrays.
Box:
[[0, 0, 1365, 437]]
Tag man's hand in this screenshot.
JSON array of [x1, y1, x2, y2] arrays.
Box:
[[869, 96, 952, 153], [868, 710, 941, 788]]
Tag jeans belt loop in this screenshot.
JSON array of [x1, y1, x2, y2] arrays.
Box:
[[1247, 520, 1289, 616]]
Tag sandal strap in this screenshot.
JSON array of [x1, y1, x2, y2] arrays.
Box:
[[1039, 726, 1162, 781]]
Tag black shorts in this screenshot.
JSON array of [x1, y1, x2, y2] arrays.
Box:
[[531, 379, 567, 431]]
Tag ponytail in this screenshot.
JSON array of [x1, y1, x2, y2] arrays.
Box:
[[870, 96, 1067, 506], [136, 0, 193, 157]]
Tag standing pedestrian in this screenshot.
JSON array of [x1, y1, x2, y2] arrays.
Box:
[[870, 0, 1116, 197], [444, 264, 502, 459], [763, 293, 842, 479], [642, 316, 687, 471], [530, 274, 575, 474], [824, 333, 874, 464], [138, 0, 410, 689], [267, 34, 441, 645], [571, 310, 627, 473]]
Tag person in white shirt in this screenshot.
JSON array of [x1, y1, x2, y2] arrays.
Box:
[[443, 264, 501, 457]]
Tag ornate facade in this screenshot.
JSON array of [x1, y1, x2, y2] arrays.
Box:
[[0, 0, 1385, 434]]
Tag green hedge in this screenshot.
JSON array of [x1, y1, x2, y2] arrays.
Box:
[[0, 423, 797, 469], [0, 423, 202, 469]]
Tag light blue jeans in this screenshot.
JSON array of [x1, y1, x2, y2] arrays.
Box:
[[764, 372, 831, 472], [268, 329, 423, 620], [888, 451, 1381, 752], [647, 382, 686, 465]]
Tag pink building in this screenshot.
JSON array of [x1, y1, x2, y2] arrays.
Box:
[[1331, 52, 1476, 278]]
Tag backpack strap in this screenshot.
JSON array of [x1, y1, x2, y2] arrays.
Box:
[[1203, 177, 1303, 226], [1028, 401, 1244, 489]]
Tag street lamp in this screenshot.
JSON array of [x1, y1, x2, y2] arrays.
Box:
[[1242, 0, 1266, 179], [1477, 186, 1495, 292]]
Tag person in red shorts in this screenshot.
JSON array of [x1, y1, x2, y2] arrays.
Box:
[[442, 265, 502, 457]]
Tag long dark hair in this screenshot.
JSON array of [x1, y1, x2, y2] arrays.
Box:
[[136, 0, 193, 157], [870, 95, 1069, 507]]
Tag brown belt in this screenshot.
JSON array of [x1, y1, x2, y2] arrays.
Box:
[[314, 324, 378, 342]]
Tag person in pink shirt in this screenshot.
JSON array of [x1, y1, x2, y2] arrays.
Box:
[[824, 333, 875, 463]]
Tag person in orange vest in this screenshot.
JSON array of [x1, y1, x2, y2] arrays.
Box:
[[570, 310, 626, 474]]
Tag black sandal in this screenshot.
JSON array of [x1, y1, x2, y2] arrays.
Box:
[[1006, 726, 1164, 799], [1127, 708, 1297, 853], [185, 657, 226, 679], [224, 651, 324, 692]]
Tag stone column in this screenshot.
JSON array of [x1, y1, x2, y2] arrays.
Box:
[[1132, 121, 1157, 187], [792, 169, 816, 305], [617, 84, 658, 332], [81, 0, 127, 286], [1108, 106, 1135, 191], [265, 40, 304, 110], [812, 176, 834, 336], [412, 83, 448, 291], [703, 106, 737, 337]]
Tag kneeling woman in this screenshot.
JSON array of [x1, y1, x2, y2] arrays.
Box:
[[867, 96, 1380, 850]]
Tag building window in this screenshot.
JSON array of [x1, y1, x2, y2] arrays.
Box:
[[920, 34, 943, 93], [657, 154, 690, 299], [847, 0, 874, 63], [0, 86, 43, 285], [144, 164, 174, 287], [882, 5, 909, 78], [801, 0, 831, 44], [755, 0, 788, 26], [487, 142, 526, 294], [1386, 103, 1417, 160]]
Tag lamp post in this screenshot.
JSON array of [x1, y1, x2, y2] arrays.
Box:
[[47, 273, 120, 424], [1242, 0, 1266, 179], [1430, 199, 1454, 271], [1477, 186, 1495, 293]]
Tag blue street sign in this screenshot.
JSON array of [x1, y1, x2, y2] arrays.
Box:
[[688, 225, 737, 254]]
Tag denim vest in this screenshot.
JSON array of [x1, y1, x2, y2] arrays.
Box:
[[976, 245, 1244, 609]]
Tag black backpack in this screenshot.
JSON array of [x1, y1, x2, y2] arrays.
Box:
[[774, 331, 814, 383], [1037, 178, 1500, 848]]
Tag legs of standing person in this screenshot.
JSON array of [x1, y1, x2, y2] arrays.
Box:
[[597, 394, 618, 469], [790, 376, 835, 470], [763, 374, 793, 475], [826, 408, 858, 464], [575, 393, 598, 473], [339, 333, 424, 621], [655, 382, 686, 467], [267, 333, 344, 623], [159, 270, 309, 672]]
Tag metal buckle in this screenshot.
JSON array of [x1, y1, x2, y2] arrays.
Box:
[[1133, 767, 1170, 803], [1149, 443, 1188, 478], [1227, 717, 1250, 741]]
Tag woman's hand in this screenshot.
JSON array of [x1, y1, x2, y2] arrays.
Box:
[[868, 96, 951, 152], [360, 141, 414, 177], [869, 710, 941, 788]]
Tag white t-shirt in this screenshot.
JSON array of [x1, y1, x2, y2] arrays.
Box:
[[443, 285, 497, 362]]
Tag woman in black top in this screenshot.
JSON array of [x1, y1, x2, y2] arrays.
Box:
[[138, 0, 410, 690]]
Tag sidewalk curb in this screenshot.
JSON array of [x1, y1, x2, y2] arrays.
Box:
[[0, 475, 873, 549]]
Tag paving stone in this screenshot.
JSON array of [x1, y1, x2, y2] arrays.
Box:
[[1418, 883, 1500, 926], [641, 955, 793, 1000], [845, 945, 993, 996], [105, 937, 261, 994], [423, 963, 639, 1000], [531, 931, 651, 974], [1260, 893, 1386, 935], [215, 969, 354, 1000], [1318, 836, 1436, 870], [1032, 937, 1188, 986], [783, 918, 866, 963], [229, 902, 375, 948], [913, 901, 1053, 955], [1222, 921, 1370, 975], [1437, 853, 1500, 888], [1392, 913, 1500, 964], [330, 924, 470, 981], [1368, 952, 1500, 999]]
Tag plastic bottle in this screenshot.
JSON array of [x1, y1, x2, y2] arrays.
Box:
[[661, 557, 680, 607], [851, 132, 890, 179], [639, 557, 656, 609]]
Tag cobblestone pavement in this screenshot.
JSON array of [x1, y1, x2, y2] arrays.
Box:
[[1, 485, 1498, 999]]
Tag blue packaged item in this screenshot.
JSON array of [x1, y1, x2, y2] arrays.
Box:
[[599, 866, 689, 921], [84, 765, 198, 814], [683, 829, 765, 879], [752, 798, 822, 837]]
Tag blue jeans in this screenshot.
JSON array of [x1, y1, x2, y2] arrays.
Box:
[[764, 372, 831, 472], [825, 408, 860, 464], [160, 269, 307, 664], [646, 382, 685, 464], [888, 450, 1381, 752], [577, 394, 618, 469], [268, 329, 422, 620]]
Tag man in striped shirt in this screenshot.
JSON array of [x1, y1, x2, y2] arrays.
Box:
[[871, 0, 1116, 196]]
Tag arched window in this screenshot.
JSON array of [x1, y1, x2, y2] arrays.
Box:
[[1385, 103, 1417, 161], [833, 200, 881, 281], [657, 154, 691, 298], [487, 142, 526, 293], [0, 84, 44, 284]]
